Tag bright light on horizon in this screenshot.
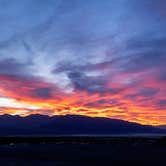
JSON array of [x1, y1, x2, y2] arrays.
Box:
[[0, 97, 41, 110]]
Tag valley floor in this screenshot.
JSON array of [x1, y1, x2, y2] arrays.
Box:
[[0, 136, 165, 166]]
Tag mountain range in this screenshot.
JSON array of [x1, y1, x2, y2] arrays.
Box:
[[0, 114, 165, 136], [157, 125, 166, 130]]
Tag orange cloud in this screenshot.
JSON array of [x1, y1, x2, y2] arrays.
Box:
[[0, 73, 165, 126]]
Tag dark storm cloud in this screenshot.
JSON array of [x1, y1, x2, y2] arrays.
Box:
[[68, 71, 107, 93], [67, 71, 124, 94]]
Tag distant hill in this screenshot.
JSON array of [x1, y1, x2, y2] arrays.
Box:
[[156, 125, 166, 130], [0, 114, 165, 136]]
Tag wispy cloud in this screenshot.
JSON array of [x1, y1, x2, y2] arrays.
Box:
[[0, 0, 165, 125]]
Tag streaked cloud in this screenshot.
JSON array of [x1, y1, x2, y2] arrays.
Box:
[[0, 0, 165, 125]]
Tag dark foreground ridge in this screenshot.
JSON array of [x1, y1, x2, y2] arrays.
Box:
[[0, 136, 166, 144], [0, 136, 165, 166], [0, 114, 165, 136]]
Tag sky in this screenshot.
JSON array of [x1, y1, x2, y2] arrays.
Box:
[[0, 0, 165, 125]]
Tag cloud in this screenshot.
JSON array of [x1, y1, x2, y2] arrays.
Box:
[[31, 88, 53, 99], [0, 58, 30, 76], [155, 99, 166, 110], [68, 71, 107, 93], [123, 35, 166, 73], [0, 0, 165, 125], [0, 74, 63, 101]]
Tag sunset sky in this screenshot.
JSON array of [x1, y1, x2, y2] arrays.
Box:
[[0, 0, 166, 125]]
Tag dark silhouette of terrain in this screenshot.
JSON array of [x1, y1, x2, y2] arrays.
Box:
[[0, 136, 165, 166], [0, 114, 165, 166], [157, 125, 166, 130], [0, 114, 165, 136]]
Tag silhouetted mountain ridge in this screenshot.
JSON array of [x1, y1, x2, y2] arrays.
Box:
[[156, 125, 166, 130], [0, 114, 165, 135]]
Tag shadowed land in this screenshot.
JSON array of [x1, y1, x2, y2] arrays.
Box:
[[0, 114, 165, 135], [0, 136, 165, 166]]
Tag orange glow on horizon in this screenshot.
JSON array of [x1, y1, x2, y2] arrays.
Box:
[[0, 74, 165, 126], [0, 95, 165, 126]]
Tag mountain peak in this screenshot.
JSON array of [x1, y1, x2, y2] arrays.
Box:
[[0, 114, 164, 136]]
